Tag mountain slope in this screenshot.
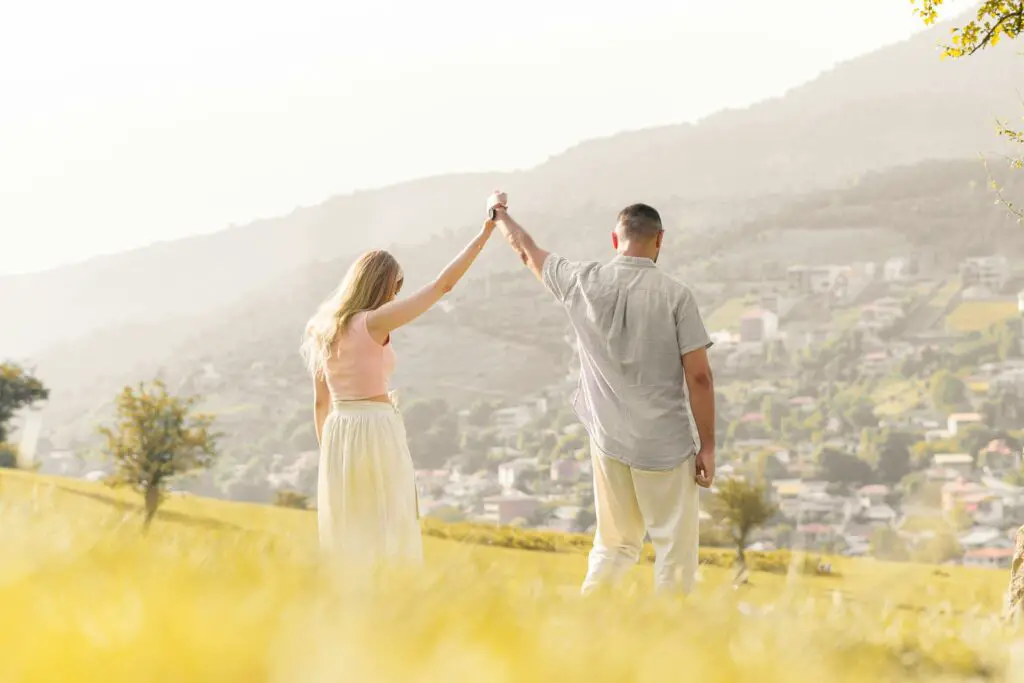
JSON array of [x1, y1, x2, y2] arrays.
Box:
[[33, 158, 1022, 468], [3, 19, 1023, 360]]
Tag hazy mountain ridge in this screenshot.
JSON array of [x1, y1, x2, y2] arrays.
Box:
[[5, 19, 1023, 362], [7, 18, 1024, 458], [34, 157, 1024, 461]]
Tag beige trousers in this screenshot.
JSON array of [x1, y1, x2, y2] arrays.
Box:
[[582, 444, 700, 595]]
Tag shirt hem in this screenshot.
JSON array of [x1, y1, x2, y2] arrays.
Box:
[[570, 389, 698, 473], [680, 340, 714, 356]]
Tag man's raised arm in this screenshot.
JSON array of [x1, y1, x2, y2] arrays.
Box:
[[488, 192, 549, 282]]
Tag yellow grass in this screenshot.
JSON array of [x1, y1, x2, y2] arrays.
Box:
[[0, 469, 1019, 682], [947, 301, 1019, 333]]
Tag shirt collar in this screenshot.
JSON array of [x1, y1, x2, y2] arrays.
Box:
[[611, 254, 657, 268]]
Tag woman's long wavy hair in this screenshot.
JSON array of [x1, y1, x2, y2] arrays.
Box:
[[300, 250, 404, 378]]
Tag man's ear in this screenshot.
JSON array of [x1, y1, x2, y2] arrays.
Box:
[[611, 231, 619, 250], [656, 230, 664, 249]]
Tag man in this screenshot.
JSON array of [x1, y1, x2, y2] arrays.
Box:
[[487, 191, 715, 595]]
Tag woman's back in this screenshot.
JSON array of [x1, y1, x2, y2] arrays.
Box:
[[325, 312, 395, 401]]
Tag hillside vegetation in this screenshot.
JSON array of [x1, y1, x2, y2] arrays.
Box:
[[0, 469, 1016, 682], [32, 159, 1024, 465]]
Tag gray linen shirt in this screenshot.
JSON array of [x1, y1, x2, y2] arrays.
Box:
[[543, 254, 712, 471]]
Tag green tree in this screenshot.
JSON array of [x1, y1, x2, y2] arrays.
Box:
[[550, 432, 586, 460], [274, 489, 310, 509], [957, 424, 998, 458], [709, 477, 779, 580], [0, 442, 17, 469], [0, 362, 49, 445], [467, 400, 497, 428], [930, 370, 968, 413], [99, 380, 218, 529], [875, 431, 914, 485], [842, 397, 879, 431], [754, 450, 790, 481], [818, 448, 873, 486], [761, 395, 789, 433]]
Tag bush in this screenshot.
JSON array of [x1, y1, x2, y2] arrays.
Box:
[[273, 489, 309, 510], [419, 519, 830, 575], [0, 442, 18, 469]]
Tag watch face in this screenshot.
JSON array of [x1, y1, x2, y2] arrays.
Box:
[[488, 207, 497, 220]]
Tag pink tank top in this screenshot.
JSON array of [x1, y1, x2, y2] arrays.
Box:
[[325, 312, 396, 400]]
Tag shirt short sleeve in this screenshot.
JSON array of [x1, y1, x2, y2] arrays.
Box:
[[676, 288, 713, 356], [542, 254, 580, 304]]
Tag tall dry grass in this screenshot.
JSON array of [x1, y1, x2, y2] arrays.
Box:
[[0, 470, 1020, 682]]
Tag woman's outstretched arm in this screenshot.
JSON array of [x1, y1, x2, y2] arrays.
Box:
[[366, 220, 495, 342]]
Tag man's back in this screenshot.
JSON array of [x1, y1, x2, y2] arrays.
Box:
[[543, 254, 712, 471]]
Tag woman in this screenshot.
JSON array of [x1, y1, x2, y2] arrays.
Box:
[[300, 217, 497, 567]]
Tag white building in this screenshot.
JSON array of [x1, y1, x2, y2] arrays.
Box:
[[933, 453, 975, 474], [498, 458, 539, 492], [884, 257, 913, 282], [960, 255, 1009, 292], [947, 413, 983, 436]]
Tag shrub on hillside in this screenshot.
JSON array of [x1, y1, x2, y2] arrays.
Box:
[[420, 519, 828, 575], [0, 442, 18, 469], [273, 489, 310, 510]]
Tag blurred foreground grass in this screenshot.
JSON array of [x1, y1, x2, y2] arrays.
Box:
[[1, 469, 1022, 682]]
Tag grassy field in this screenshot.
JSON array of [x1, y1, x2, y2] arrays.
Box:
[[946, 301, 1019, 333], [0, 469, 1019, 682]]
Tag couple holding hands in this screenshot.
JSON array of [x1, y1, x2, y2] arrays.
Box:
[[301, 191, 715, 594]]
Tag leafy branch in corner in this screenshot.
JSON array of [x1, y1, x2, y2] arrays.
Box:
[[912, 1, 1024, 218]]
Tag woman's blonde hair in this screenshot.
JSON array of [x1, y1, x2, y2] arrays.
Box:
[[300, 250, 404, 378]]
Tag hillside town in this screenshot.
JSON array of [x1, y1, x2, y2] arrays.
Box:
[[19, 250, 1024, 570], [408, 252, 1024, 570]]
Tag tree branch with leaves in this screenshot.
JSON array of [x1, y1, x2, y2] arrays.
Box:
[[912, 0, 1024, 217], [99, 380, 218, 529]]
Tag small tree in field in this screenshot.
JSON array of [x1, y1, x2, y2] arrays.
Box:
[[274, 489, 310, 510], [710, 477, 779, 581], [0, 362, 49, 446], [99, 380, 217, 529]]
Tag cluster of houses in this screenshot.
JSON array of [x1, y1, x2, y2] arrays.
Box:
[[704, 254, 1023, 378], [748, 445, 1024, 570], [21, 252, 1024, 572]]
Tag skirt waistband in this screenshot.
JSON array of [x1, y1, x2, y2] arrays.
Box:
[[331, 399, 399, 414]]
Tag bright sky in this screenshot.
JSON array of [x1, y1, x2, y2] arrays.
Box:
[[0, 0, 966, 275]]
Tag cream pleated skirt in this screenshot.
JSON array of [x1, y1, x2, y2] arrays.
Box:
[[317, 400, 423, 568]]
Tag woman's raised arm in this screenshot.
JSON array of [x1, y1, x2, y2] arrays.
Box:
[[366, 221, 495, 342]]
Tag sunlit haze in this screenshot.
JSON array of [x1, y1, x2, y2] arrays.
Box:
[[1, 0, 966, 274]]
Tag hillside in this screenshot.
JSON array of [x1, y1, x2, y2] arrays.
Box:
[[3, 17, 1024, 362], [0, 469, 1013, 682], [30, 157, 1024, 470]]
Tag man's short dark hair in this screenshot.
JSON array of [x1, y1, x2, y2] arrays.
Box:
[[616, 204, 663, 241]]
